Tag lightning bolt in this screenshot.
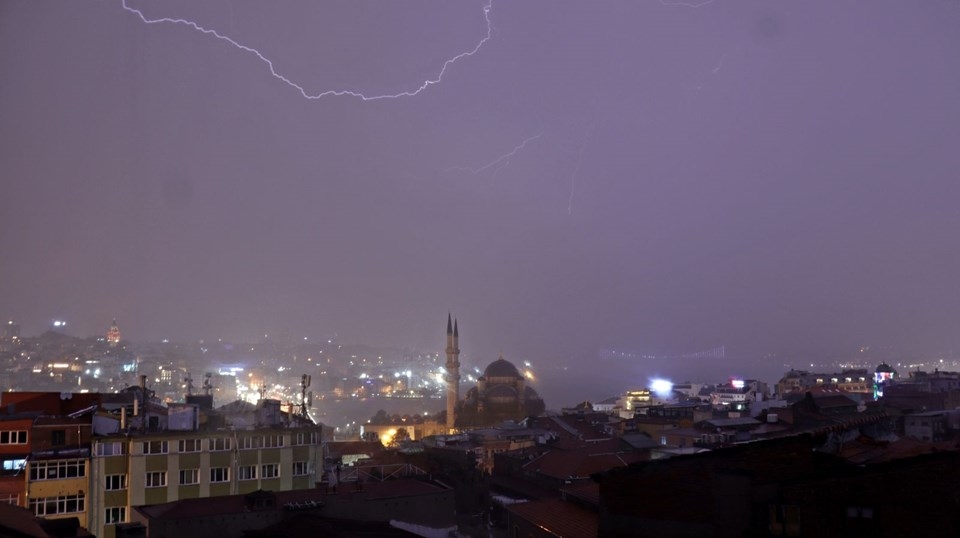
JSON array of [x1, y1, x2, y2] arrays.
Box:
[[446, 133, 543, 175], [120, 0, 494, 101]]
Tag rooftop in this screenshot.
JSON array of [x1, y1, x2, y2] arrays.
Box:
[[507, 498, 598, 538]]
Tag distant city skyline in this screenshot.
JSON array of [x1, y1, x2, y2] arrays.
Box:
[[3, 2, 960, 375]]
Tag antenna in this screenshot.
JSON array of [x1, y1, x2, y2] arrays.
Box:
[[300, 374, 311, 418], [202, 373, 213, 396], [184, 372, 194, 396]]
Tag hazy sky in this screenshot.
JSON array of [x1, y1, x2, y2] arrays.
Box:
[[2, 0, 959, 367]]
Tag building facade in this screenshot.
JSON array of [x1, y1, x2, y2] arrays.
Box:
[[89, 420, 322, 538]]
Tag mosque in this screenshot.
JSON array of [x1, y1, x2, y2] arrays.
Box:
[[444, 315, 545, 431]]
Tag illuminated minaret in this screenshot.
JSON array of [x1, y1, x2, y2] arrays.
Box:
[[445, 314, 461, 432], [106, 319, 121, 346]]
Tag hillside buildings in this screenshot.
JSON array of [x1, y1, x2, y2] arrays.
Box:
[[0, 387, 322, 538]]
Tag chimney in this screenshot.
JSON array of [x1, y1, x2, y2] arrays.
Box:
[[121, 407, 127, 429], [133, 398, 139, 417], [139, 375, 147, 390]]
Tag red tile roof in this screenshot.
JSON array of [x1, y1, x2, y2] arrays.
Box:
[[0, 503, 50, 538], [561, 481, 600, 507], [524, 442, 649, 480], [507, 498, 598, 538]]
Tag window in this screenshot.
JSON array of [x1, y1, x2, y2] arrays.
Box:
[[770, 504, 801, 537], [0, 431, 27, 445], [2, 458, 25, 474], [178, 439, 201, 452], [142, 440, 168, 454], [0, 493, 19, 505], [292, 431, 317, 445], [29, 494, 85, 516], [29, 460, 85, 481], [210, 467, 229, 483], [51, 430, 66, 446], [179, 469, 199, 485], [238, 465, 257, 480], [293, 432, 308, 445], [262, 435, 283, 448], [292, 461, 308, 476], [105, 506, 126, 524], [105, 474, 127, 490], [96, 442, 127, 457], [847, 506, 874, 519], [239, 436, 259, 450], [208, 437, 231, 451], [261, 463, 279, 479], [145, 471, 167, 488]]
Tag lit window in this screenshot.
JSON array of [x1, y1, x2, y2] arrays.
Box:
[[2, 458, 26, 473]]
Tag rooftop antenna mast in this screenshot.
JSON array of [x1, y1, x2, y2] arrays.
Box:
[[300, 374, 311, 418], [184, 372, 194, 396], [202, 373, 213, 396]]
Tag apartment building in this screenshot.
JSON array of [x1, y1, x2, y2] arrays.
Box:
[[88, 399, 321, 538], [0, 391, 98, 529]]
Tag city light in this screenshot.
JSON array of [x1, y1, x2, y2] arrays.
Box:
[[650, 378, 673, 397]]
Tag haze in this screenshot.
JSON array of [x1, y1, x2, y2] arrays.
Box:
[[2, 1, 959, 397]]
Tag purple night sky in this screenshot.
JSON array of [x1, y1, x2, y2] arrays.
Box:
[[2, 1, 959, 378]]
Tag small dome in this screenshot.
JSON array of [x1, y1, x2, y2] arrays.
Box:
[[483, 355, 521, 378], [876, 362, 895, 374]]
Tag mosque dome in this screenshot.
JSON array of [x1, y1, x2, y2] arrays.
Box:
[[483, 355, 521, 379], [455, 353, 545, 428]]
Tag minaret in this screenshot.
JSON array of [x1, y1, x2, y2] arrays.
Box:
[[445, 314, 461, 432]]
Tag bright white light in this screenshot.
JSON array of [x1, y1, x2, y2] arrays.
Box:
[[731, 379, 745, 389], [650, 378, 673, 397]]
